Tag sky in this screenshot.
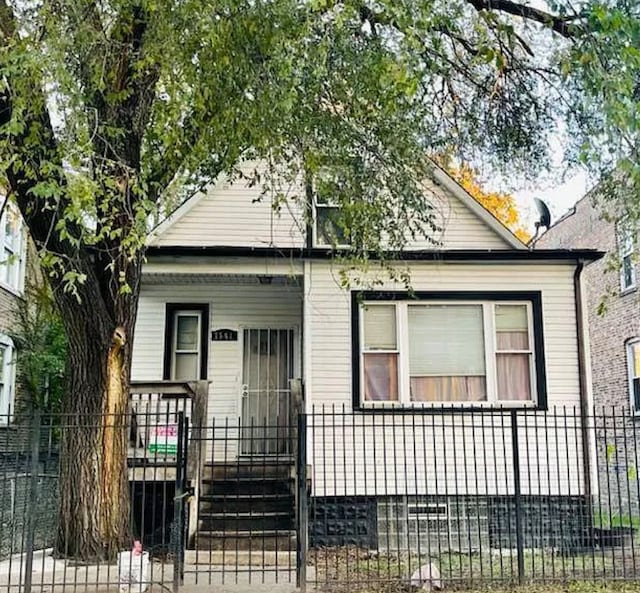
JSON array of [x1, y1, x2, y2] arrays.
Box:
[[515, 170, 590, 232]]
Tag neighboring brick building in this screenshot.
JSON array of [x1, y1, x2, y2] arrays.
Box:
[[538, 189, 640, 521], [0, 204, 36, 420], [537, 192, 640, 411]]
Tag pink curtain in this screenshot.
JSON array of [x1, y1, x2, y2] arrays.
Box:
[[363, 353, 398, 401], [496, 354, 531, 400], [496, 331, 529, 350], [410, 376, 486, 402]]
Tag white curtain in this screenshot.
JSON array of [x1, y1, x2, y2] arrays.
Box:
[[408, 304, 486, 402]]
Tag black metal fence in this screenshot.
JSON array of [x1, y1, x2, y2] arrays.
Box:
[[2, 406, 640, 592]]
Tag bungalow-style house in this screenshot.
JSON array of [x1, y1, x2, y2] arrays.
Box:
[[129, 163, 602, 557]]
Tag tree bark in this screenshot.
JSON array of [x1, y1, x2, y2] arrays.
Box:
[[53, 261, 141, 561]]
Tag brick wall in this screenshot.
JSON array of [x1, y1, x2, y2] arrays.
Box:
[[538, 195, 640, 410]]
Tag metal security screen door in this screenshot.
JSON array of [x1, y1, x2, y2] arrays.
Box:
[[241, 328, 295, 454]]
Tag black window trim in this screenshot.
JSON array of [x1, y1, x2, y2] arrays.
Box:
[[163, 303, 210, 381], [351, 290, 547, 412]]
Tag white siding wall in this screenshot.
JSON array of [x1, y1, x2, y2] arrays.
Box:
[[420, 181, 512, 249], [153, 181, 306, 248], [151, 176, 512, 250], [131, 280, 303, 457], [304, 260, 585, 497]]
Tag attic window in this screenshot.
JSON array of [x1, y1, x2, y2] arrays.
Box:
[[312, 166, 350, 248], [315, 195, 347, 247]]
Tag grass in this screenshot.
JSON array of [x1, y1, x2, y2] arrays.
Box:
[[310, 546, 640, 593], [593, 511, 640, 530], [457, 584, 640, 593]]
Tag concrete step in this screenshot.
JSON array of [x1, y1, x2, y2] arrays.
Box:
[[201, 478, 293, 496], [196, 531, 297, 551], [199, 512, 294, 532], [184, 549, 296, 567], [199, 493, 294, 514], [203, 460, 294, 480]]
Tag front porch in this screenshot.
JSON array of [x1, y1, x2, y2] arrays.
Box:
[[126, 378, 304, 560]]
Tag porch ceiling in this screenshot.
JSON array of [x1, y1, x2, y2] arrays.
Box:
[[142, 273, 302, 286]]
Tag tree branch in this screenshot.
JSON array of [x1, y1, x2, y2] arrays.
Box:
[[0, 0, 80, 260], [465, 0, 579, 38]]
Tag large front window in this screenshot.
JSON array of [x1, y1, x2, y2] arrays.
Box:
[[357, 294, 541, 407]]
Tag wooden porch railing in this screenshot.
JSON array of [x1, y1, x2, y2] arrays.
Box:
[[128, 380, 208, 482]]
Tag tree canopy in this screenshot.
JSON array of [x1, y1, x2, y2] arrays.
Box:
[[1, 0, 639, 284], [1, 0, 639, 559]]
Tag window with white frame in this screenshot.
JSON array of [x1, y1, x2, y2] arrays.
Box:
[[315, 195, 347, 247], [357, 296, 540, 407], [0, 205, 25, 294], [627, 338, 640, 413], [171, 310, 202, 380], [617, 219, 636, 292], [312, 166, 350, 248], [0, 335, 15, 422]]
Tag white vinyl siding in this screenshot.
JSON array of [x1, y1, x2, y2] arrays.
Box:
[[150, 171, 513, 251], [152, 181, 305, 248], [304, 260, 586, 497], [131, 280, 303, 451], [412, 180, 512, 250]]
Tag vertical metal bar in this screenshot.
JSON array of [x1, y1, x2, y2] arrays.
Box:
[[510, 409, 524, 585], [296, 413, 308, 591], [173, 411, 185, 593], [23, 408, 41, 593]]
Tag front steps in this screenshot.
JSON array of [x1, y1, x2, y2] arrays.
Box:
[[195, 460, 296, 553]]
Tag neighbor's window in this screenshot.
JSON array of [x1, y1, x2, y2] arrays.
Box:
[[164, 304, 209, 381], [617, 219, 636, 292], [0, 335, 15, 422], [627, 339, 640, 412], [359, 299, 537, 406], [0, 206, 25, 294]]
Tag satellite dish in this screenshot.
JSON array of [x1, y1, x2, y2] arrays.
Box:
[[529, 198, 552, 248], [534, 198, 552, 230]]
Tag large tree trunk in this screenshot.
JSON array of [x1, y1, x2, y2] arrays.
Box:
[[53, 263, 141, 561]]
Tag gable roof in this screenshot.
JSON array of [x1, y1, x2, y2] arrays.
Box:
[[428, 163, 525, 250], [148, 162, 527, 250]]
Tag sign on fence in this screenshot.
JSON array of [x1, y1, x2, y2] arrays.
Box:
[[147, 424, 178, 455]]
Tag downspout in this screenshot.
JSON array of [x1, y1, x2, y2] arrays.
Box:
[[574, 259, 592, 500]]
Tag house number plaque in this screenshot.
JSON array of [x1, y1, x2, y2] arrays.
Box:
[[211, 329, 238, 341]]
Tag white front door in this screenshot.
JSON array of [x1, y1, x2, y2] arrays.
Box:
[[241, 328, 295, 455]]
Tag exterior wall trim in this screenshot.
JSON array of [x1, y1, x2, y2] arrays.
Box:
[[147, 245, 604, 262]]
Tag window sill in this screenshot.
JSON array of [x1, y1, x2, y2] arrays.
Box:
[[356, 401, 541, 413], [0, 280, 24, 298], [620, 285, 637, 297]]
